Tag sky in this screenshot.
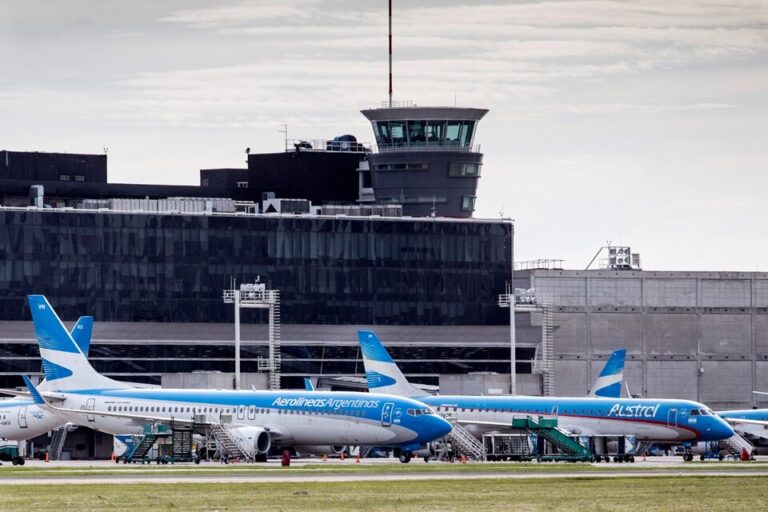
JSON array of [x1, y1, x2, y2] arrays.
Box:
[[1, 0, 767, 271]]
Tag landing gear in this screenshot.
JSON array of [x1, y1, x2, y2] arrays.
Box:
[[11, 457, 24, 466], [398, 452, 412, 464]]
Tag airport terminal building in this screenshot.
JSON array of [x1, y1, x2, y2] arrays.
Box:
[[1, 103, 765, 458]]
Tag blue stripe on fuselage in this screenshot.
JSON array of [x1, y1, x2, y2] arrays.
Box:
[[62, 389, 409, 423], [718, 409, 768, 422], [418, 395, 713, 439], [0, 400, 35, 408]]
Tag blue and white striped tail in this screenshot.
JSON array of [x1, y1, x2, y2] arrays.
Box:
[[589, 349, 626, 398], [357, 330, 427, 398], [28, 295, 125, 391]]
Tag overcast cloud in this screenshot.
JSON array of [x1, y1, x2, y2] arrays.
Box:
[[1, 0, 766, 270]]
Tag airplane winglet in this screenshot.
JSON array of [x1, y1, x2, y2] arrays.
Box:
[[22, 375, 46, 406]]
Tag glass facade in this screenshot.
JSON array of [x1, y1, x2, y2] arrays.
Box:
[[0, 209, 512, 325], [374, 120, 476, 148], [0, 341, 533, 388]]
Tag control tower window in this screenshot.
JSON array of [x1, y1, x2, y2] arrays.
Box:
[[461, 195, 477, 212], [446, 121, 476, 148], [376, 122, 391, 144], [459, 121, 475, 147], [426, 121, 445, 144], [389, 121, 407, 145], [449, 163, 481, 177], [407, 121, 426, 145]]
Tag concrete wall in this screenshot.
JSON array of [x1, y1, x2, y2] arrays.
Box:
[[520, 270, 768, 408], [440, 373, 541, 396], [162, 372, 268, 390]]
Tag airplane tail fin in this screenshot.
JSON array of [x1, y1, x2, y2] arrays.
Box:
[[589, 349, 626, 398], [304, 377, 315, 392], [28, 295, 127, 391], [71, 316, 94, 357], [357, 330, 427, 398]]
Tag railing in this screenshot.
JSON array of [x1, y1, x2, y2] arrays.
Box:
[[379, 99, 415, 108], [514, 259, 565, 271], [375, 142, 481, 153], [285, 138, 371, 154]]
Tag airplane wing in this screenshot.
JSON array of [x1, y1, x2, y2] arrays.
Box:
[[725, 417, 768, 439], [0, 388, 68, 402]]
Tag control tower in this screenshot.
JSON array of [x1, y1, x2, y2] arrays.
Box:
[[361, 105, 488, 218]]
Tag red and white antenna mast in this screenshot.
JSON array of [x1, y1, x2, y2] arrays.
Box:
[[388, 0, 393, 108]]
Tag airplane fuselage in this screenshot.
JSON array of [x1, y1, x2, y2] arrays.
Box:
[[53, 388, 451, 449], [420, 395, 734, 442], [0, 400, 63, 441]]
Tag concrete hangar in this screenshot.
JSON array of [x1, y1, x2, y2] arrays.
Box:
[[0, 104, 764, 457]]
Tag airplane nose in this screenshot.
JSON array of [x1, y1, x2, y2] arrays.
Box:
[[430, 415, 453, 440], [718, 419, 735, 439]]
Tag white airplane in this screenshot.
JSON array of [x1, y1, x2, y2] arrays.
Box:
[[23, 296, 452, 462], [0, 316, 93, 465]]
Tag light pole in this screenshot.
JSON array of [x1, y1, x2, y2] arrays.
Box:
[[497, 285, 517, 395], [223, 278, 282, 390]]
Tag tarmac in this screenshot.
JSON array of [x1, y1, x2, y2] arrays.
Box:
[[1, 456, 767, 485]]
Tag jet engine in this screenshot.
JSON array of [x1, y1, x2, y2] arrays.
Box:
[[233, 426, 272, 454]]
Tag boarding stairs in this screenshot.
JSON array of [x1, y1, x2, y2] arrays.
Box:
[[635, 441, 653, 457], [721, 433, 753, 458], [48, 425, 73, 460], [442, 415, 486, 461], [209, 422, 255, 462], [124, 423, 172, 462], [513, 416, 594, 461], [126, 433, 160, 461]]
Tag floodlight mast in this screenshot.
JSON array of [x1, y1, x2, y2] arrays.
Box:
[[222, 277, 282, 390], [388, 0, 393, 108]]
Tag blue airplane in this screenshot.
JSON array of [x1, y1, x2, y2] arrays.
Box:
[[0, 315, 93, 465], [24, 296, 451, 462], [357, 330, 734, 443]]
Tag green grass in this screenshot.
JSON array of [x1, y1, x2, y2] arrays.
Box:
[[0, 476, 765, 511], [2, 460, 768, 478]]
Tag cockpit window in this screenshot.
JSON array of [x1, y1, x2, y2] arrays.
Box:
[[406, 408, 433, 416], [689, 409, 700, 416], [701, 408, 713, 416]]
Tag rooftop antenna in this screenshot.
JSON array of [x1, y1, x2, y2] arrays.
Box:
[[278, 124, 288, 152], [388, 0, 393, 108]]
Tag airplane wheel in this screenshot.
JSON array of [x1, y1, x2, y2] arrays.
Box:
[[399, 453, 411, 464], [423, 456, 430, 463], [700, 455, 705, 461], [629, 455, 635, 463]]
